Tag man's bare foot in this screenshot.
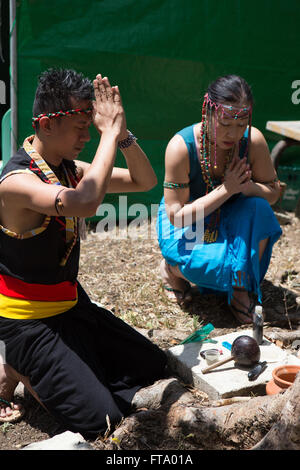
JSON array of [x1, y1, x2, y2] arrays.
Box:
[[0, 363, 24, 422], [160, 259, 192, 304], [229, 288, 254, 324]]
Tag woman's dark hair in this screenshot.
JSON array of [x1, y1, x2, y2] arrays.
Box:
[[32, 68, 94, 129], [206, 74, 253, 107]]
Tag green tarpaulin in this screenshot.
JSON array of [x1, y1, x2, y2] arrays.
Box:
[[12, 0, 300, 215]]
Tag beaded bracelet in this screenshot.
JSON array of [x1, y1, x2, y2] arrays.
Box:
[[163, 181, 189, 189], [118, 131, 137, 149]]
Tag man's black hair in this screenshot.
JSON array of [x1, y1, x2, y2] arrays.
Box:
[[32, 68, 94, 129]]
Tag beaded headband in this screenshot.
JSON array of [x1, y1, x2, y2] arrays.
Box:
[[201, 93, 252, 170], [32, 107, 92, 128], [204, 93, 251, 120]]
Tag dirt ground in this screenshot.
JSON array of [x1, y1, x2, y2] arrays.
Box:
[[0, 209, 299, 451]]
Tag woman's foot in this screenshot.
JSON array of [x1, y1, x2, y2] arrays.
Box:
[[0, 364, 24, 423], [229, 288, 254, 324], [160, 259, 192, 305]]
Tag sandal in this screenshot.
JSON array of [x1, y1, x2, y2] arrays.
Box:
[[162, 284, 193, 305], [229, 293, 255, 325], [0, 397, 25, 423]]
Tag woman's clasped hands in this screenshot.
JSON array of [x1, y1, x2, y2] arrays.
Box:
[[223, 155, 252, 196]]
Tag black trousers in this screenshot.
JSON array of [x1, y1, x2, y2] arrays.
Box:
[[0, 284, 167, 437]]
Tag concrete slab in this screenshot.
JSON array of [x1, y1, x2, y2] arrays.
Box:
[[166, 329, 300, 399]]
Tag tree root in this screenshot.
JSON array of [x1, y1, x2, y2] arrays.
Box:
[[102, 374, 300, 450], [252, 373, 300, 449]]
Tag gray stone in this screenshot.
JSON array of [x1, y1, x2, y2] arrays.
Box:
[[22, 431, 93, 450]]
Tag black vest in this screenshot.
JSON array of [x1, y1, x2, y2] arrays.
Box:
[[0, 148, 80, 285]]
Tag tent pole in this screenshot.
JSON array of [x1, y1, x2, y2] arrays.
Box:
[[9, 0, 17, 155]]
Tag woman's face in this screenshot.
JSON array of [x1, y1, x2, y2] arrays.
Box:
[[210, 101, 250, 150]]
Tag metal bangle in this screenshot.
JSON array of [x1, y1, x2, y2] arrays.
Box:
[[54, 187, 66, 214]]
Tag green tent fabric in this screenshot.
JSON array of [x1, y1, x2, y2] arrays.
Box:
[[14, 0, 300, 217], [1, 109, 11, 168]]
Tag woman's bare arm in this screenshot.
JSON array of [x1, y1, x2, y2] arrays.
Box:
[[241, 127, 281, 205], [164, 135, 251, 228]]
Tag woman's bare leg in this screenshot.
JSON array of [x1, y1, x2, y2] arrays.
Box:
[[160, 259, 192, 303], [259, 237, 269, 261]]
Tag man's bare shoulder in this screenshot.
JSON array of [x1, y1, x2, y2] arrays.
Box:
[[0, 171, 44, 196], [0, 170, 66, 220], [0, 173, 50, 233]]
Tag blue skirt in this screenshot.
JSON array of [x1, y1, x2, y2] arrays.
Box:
[[156, 195, 282, 303]]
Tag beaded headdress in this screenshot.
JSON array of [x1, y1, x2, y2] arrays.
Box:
[[200, 92, 252, 172], [32, 107, 92, 129], [198, 93, 252, 243]]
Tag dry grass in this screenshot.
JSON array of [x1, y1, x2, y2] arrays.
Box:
[[0, 211, 299, 450], [79, 220, 201, 335], [78, 212, 300, 341]]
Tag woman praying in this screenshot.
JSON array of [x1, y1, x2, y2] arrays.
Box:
[[156, 75, 282, 324]]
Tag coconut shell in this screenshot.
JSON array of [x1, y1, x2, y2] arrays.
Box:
[[231, 335, 260, 365]]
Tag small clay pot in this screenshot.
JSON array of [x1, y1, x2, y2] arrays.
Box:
[[266, 365, 300, 395]]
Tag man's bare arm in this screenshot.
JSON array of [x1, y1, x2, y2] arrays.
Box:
[[75, 137, 157, 194], [0, 131, 118, 218], [0, 76, 125, 219]]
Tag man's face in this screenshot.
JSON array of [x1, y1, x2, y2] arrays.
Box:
[[50, 99, 93, 160]]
